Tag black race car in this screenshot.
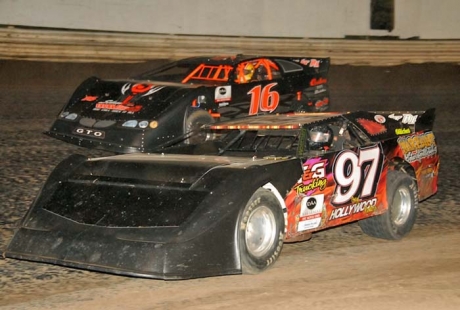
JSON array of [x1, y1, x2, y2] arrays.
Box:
[[5, 109, 439, 279], [46, 55, 330, 153]]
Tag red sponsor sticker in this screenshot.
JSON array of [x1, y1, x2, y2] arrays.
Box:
[[95, 102, 142, 113], [310, 77, 327, 87], [81, 95, 98, 102], [357, 118, 387, 135]]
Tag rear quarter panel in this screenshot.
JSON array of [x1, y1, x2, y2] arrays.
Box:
[[385, 131, 439, 201]]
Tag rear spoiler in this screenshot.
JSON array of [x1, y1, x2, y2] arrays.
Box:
[[348, 108, 436, 141], [415, 108, 436, 132], [376, 108, 435, 132]]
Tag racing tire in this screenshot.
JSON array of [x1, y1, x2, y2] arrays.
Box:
[[358, 170, 418, 240], [239, 188, 285, 274], [292, 89, 330, 112], [184, 110, 215, 144]]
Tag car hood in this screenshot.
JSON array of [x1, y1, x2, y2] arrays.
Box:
[[23, 153, 285, 229], [64, 78, 201, 121]]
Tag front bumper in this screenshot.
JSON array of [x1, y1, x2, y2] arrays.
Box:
[[5, 212, 241, 280], [46, 119, 181, 153]]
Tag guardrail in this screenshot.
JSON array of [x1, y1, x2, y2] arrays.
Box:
[[1, 26, 460, 65]]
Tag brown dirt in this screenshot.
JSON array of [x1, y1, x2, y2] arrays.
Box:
[[1, 226, 460, 309]]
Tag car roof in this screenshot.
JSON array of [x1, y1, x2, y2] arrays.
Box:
[[207, 112, 343, 130], [177, 55, 269, 66]]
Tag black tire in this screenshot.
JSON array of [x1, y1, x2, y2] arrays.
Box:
[[291, 88, 330, 112], [184, 110, 214, 144], [239, 188, 285, 274], [358, 170, 418, 240]]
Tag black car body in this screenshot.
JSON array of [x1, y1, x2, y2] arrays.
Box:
[[46, 55, 330, 153], [5, 109, 439, 279]]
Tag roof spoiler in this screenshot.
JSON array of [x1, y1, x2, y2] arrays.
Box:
[[367, 108, 436, 133], [299, 57, 330, 74], [415, 108, 436, 132]]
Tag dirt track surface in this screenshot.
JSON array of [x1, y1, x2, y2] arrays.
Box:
[[1, 60, 459, 309]]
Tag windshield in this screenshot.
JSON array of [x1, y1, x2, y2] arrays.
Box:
[[219, 130, 300, 154], [161, 127, 302, 157]]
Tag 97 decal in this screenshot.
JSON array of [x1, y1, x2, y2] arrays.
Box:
[[332, 145, 383, 205], [248, 83, 280, 115]]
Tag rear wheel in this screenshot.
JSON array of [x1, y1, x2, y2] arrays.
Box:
[[358, 170, 418, 240], [239, 188, 285, 274], [292, 88, 330, 112], [184, 110, 214, 144]]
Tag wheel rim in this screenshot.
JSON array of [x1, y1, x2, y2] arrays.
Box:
[[391, 186, 412, 226], [187, 115, 213, 144], [245, 206, 277, 258]]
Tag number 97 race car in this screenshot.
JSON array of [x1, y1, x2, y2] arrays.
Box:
[[46, 55, 330, 153], [5, 109, 438, 280]]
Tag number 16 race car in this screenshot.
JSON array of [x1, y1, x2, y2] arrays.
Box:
[[5, 109, 439, 279], [45, 55, 330, 153]]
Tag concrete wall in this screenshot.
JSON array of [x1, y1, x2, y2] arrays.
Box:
[[1, 0, 459, 39]]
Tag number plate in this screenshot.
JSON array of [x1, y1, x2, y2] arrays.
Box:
[[73, 127, 105, 139]]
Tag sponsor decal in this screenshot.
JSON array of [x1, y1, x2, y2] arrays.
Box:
[[294, 178, 327, 194], [421, 166, 435, 177], [215, 86, 232, 103], [329, 197, 377, 220], [218, 102, 229, 107], [81, 95, 98, 102], [308, 97, 329, 108], [300, 58, 320, 68], [122, 83, 164, 98], [73, 128, 105, 139], [94, 83, 164, 113], [296, 158, 328, 196], [95, 100, 142, 113], [309, 77, 327, 87], [314, 88, 327, 94], [374, 114, 386, 123], [397, 132, 437, 163], [298, 194, 324, 231], [388, 113, 402, 121], [389, 113, 418, 124], [356, 118, 387, 135], [395, 128, 411, 135]]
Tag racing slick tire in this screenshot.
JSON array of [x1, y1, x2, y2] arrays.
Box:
[[291, 88, 330, 112], [238, 188, 285, 274], [184, 109, 215, 144], [358, 170, 418, 240]]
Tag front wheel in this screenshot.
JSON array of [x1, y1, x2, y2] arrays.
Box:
[[184, 110, 215, 144], [358, 170, 418, 240], [239, 188, 285, 274]]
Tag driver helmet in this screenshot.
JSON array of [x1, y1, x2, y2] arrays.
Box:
[[308, 125, 333, 150], [243, 63, 255, 82]]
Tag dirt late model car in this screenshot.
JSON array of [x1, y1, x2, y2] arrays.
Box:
[[46, 55, 330, 153], [5, 109, 438, 280]]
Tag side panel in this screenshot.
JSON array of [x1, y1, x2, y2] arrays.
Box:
[[283, 144, 390, 241]]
